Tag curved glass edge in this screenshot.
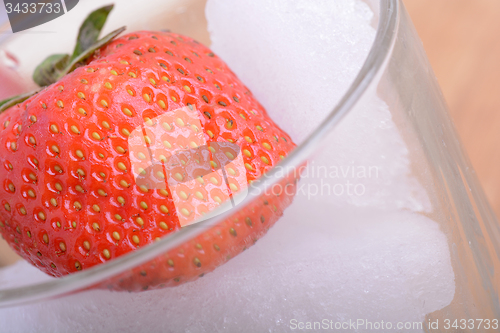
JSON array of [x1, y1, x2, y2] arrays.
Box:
[[0, 0, 399, 307], [386, 1, 500, 323]]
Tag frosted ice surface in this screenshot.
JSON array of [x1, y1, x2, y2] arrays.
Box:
[[207, 0, 376, 143], [0, 208, 454, 333], [207, 0, 431, 213], [300, 90, 433, 212], [0, 260, 52, 289]]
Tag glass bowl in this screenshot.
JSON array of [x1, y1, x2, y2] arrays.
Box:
[[1, 0, 499, 331]]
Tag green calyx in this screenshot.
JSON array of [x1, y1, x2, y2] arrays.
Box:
[[31, 54, 70, 87], [72, 4, 116, 60], [0, 4, 125, 112]]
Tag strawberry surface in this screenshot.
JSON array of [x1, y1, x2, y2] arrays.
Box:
[[0, 30, 296, 289]]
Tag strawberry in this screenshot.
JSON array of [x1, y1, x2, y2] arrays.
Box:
[[0, 5, 297, 290]]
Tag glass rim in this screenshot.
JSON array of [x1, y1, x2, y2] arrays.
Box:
[[0, 0, 399, 307]]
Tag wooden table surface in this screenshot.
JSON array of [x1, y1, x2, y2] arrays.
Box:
[[404, 0, 500, 219]]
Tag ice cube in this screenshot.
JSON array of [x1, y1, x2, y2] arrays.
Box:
[[0, 208, 453, 332], [207, 0, 376, 144], [206, 0, 432, 213]]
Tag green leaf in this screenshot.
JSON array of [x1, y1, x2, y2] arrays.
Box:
[[66, 26, 126, 73], [71, 4, 115, 61], [32, 54, 70, 87], [0, 89, 41, 113], [30, 5, 124, 87]]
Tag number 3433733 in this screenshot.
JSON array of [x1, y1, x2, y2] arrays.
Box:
[[5, 2, 62, 14], [442, 319, 498, 330]]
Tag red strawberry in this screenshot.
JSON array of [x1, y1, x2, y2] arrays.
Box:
[[0, 6, 297, 290]]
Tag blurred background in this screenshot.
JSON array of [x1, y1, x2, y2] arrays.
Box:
[[404, 0, 500, 219]]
